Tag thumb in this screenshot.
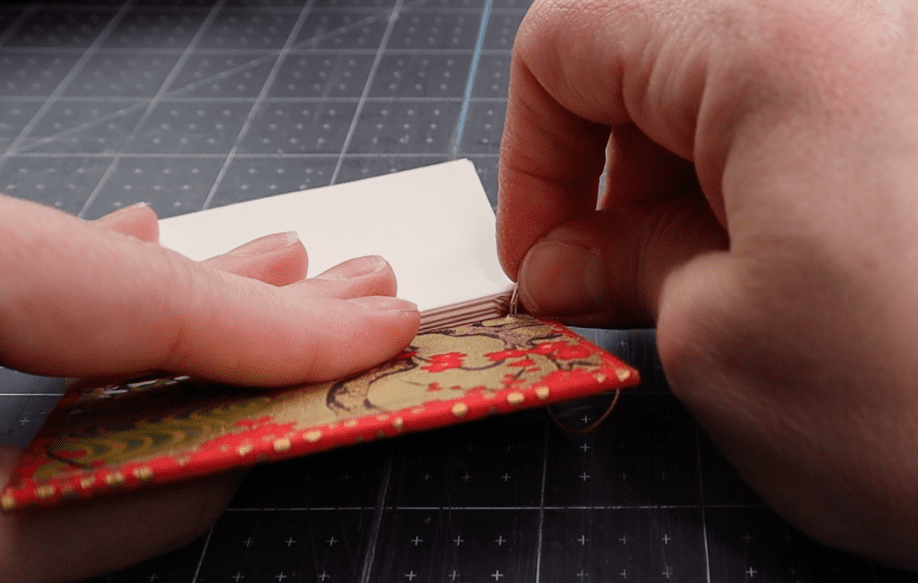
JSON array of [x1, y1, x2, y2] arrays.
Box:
[[516, 197, 727, 328]]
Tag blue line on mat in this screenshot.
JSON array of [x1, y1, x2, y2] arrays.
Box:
[[452, 0, 494, 158]]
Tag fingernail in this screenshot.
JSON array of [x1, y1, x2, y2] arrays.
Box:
[[518, 241, 609, 316], [315, 255, 388, 280], [227, 232, 300, 256], [103, 201, 150, 218], [348, 296, 418, 313]]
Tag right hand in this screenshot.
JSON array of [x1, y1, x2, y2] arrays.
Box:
[[498, 0, 918, 568]]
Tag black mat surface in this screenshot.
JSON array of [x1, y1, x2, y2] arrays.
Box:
[[0, 1, 913, 581]]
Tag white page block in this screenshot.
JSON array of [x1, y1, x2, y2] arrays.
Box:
[[158, 159, 514, 314]]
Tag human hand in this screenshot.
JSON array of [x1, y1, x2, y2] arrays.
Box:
[[0, 197, 420, 581], [498, 0, 918, 568]]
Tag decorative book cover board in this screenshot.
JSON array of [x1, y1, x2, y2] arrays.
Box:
[[2, 315, 638, 510], [2, 160, 640, 510]]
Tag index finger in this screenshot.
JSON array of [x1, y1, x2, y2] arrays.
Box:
[[496, 61, 610, 278], [497, 0, 714, 278], [497, 1, 643, 278]]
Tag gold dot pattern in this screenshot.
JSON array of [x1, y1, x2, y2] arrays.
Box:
[[105, 473, 126, 487], [133, 467, 154, 481], [35, 485, 56, 499]]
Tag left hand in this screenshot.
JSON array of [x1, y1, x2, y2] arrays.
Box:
[[0, 199, 420, 582]]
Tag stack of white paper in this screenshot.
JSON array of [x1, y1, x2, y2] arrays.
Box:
[[158, 159, 515, 331]]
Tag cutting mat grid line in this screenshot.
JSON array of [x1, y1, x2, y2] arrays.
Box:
[[326, 0, 406, 185], [199, 0, 330, 209], [0, 2, 912, 582], [0, 48, 519, 57], [75, 0, 233, 217]]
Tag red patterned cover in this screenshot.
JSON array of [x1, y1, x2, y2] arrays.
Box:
[[2, 315, 638, 510]]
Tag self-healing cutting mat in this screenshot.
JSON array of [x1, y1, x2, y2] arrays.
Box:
[[0, 1, 914, 581]]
